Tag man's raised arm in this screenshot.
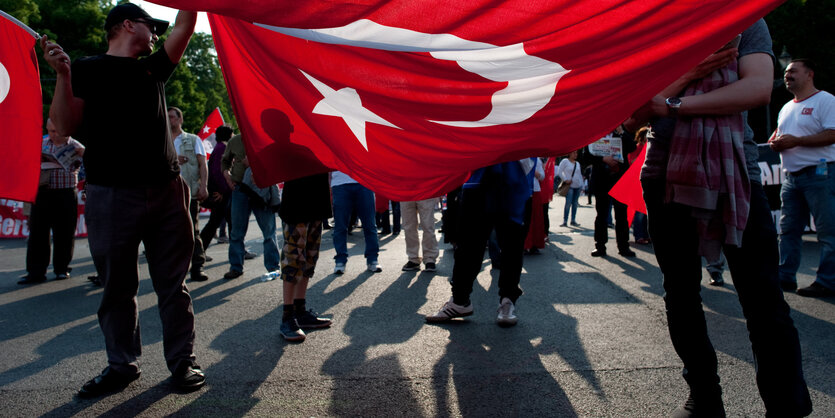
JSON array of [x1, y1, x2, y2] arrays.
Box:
[[40, 36, 84, 137], [163, 11, 197, 64]]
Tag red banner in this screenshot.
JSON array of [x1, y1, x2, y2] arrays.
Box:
[[155, 0, 781, 200], [0, 181, 88, 239], [0, 13, 42, 202]]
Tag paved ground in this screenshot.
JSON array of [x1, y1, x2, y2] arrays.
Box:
[[0, 200, 832, 417]]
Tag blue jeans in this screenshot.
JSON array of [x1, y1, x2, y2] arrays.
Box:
[[632, 212, 649, 241], [228, 186, 280, 273], [778, 165, 835, 289], [563, 187, 580, 223], [332, 183, 379, 264]]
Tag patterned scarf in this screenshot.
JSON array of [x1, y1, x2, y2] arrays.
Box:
[[665, 60, 750, 259]]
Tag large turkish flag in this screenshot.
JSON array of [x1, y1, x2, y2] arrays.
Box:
[[0, 13, 41, 202], [155, 0, 782, 200]]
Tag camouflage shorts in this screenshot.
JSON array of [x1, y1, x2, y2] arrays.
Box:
[[280, 221, 323, 283]]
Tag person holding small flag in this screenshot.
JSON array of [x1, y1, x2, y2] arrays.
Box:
[[40, 2, 205, 398]]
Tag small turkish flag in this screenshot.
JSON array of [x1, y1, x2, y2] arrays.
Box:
[[198, 107, 224, 140], [0, 13, 41, 202]]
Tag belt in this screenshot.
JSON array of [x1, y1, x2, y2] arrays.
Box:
[[789, 161, 833, 177]]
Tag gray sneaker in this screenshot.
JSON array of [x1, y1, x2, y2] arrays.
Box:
[[334, 263, 346, 275], [496, 297, 518, 327], [367, 261, 382, 273]]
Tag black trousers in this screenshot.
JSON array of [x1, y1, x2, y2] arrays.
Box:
[[593, 188, 629, 251], [26, 187, 78, 277], [188, 199, 207, 274], [85, 177, 196, 375], [451, 186, 527, 305], [644, 179, 812, 415], [199, 194, 231, 250]]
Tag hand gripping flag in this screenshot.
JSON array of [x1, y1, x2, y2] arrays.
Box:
[[0, 11, 42, 202], [153, 0, 782, 200]]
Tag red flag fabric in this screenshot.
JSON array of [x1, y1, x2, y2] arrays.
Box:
[[609, 144, 647, 226], [0, 14, 41, 202], [154, 0, 781, 200], [198, 107, 224, 140]]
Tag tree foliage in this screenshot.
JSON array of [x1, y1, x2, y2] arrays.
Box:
[[166, 32, 237, 134], [3, 0, 235, 133]]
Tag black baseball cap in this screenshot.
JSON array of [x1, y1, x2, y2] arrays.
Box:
[[105, 3, 169, 36]]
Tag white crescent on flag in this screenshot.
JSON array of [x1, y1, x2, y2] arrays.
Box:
[[257, 19, 569, 128], [0, 62, 10, 104]]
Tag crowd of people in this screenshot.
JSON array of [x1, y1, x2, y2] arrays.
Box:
[[19, 3, 834, 416]]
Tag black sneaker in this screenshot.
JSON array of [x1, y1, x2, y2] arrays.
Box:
[[780, 281, 798, 292], [591, 248, 607, 257], [708, 272, 724, 286], [191, 271, 209, 282], [171, 363, 206, 391], [87, 275, 102, 286], [672, 393, 725, 418], [402, 261, 421, 271], [796, 282, 835, 298], [618, 248, 636, 257], [244, 251, 257, 260], [424, 262, 437, 272], [223, 270, 244, 280], [78, 366, 141, 398], [280, 317, 306, 341], [17, 274, 46, 285], [295, 309, 332, 329], [55, 272, 71, 280]]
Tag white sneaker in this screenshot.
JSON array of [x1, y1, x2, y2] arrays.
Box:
[[425, 297, 473, 323], [367, 261, 382, 273], [334, 263, 346, 275], [496, 297, 518, 327]]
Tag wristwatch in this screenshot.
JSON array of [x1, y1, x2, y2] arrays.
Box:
[[665, 96, 682, 117]]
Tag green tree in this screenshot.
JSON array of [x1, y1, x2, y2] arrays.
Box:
[[0, 0, 40, 25], [167, 32, 237, 134]]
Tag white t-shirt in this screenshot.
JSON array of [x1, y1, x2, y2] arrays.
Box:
[[173, 132, 207, 157], [558, 158, 583, 189], [330, 171, 358, 187], [776, 90, 835, 172]]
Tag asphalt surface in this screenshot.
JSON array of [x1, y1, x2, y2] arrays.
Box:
[[0, 200, 833, 417]]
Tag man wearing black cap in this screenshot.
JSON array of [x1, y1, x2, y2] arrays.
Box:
[[40, 3, 205, 397]]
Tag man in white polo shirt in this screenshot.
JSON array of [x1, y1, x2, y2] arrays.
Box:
[[169, 106, 210, 282], [769, 59, 835, 297]]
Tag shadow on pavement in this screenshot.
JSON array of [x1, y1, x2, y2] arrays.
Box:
[[321, 271, 432, 415]]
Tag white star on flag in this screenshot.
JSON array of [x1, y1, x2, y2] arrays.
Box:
[[301, 70, 400, 151], [203, 126, 210, 134]]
